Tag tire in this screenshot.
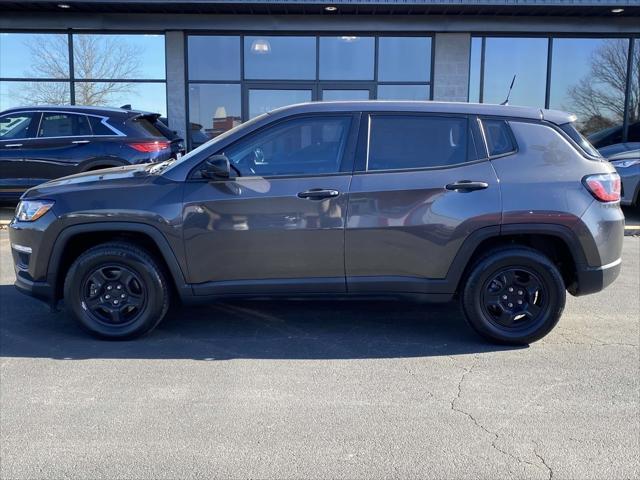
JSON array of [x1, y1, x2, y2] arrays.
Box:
[[461, 246, 565, 345], [63, 242, 170, 339]]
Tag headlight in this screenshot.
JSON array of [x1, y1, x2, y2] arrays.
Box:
[[611, 159, 640, 168], [15, 200, 55, 222]]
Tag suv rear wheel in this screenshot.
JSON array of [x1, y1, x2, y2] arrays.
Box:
[[64, 242, 170, 339], [461, 247, 566, 345]]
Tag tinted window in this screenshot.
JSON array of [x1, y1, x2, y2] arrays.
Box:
[[0, 112, 39, 140], [127, 117, 165, 138], [223, 116, 351, 177], [378, 37, 431, 82], [38, 113, 91, 137], [88, 116, 117, 136], [248, 89, 312, 119], [559, 123, 601, 157], [188, 36, 240, 81], [482, 37, 548, 107], [319, 36, 374, 80], [244, 36, 315, 80], [368, 116, 468, 170], [482, 120, 516, 156]]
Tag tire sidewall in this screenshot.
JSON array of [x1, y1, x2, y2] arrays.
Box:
[[463, 249, 565, 344], [65, 248, 167, 339]]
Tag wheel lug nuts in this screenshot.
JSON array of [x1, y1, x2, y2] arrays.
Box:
[[518, 290, 523, 295], [517, 300, 523, 305], [502, 295, 508, 300], [121, 294, 126, 298], [508, 287, 514, 292], [116, 285, 122, 290], [114, 300, 119, 305], [105, 294, 110, 299], [508, 303, 513, 308], [107, 285, 112, 290]]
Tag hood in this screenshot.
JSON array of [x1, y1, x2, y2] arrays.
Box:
[[22, 163, 155, 199]]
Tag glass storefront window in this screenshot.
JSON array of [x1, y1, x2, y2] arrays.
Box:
[[73, 82, 167, 116], [188, 84, 241, 146], [0, 33, 70, 79], [0, 81, 71, 110], [319, 36, 375, 80], [550, 38, 629, 145], [244, 36, 316, 80], [468, 37, 482, 103], [188, 36, 240, 81], [249, 89, 312, 118], [482, 37, 548, 107], [378, 37, 431, 82], [377, 85, 430, 100], [625, 39, 640, 145], [73, 34, 165, 80], [322, 90, 370, 101]]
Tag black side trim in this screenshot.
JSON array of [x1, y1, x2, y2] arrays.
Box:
[[192, 277, 346, 296], [46, 222, 191, 301]]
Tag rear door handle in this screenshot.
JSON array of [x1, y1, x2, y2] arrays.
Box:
[[445, 180, 489, 192], [72, 140, 90, 144], [297, 188, 340, 200], [4, 143, 22, 148]]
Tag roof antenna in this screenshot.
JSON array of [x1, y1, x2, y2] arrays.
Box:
[[500, 75, 516, 106]]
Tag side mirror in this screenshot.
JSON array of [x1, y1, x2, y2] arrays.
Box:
[[201, 154, 231, 179]]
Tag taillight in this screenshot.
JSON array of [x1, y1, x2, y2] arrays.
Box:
[[583, 173, 621, 202], [127, 141, 170, 153]]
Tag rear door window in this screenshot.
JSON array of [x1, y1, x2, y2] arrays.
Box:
[[482, 119, 517, 157], [367, 115, 469, 171], [38, 112, 91, 138]]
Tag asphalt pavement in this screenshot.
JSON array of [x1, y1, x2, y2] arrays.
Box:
[[0, 225, 638, 479]]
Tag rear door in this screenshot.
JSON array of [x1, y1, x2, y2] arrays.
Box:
[[346, 113, 501, 293], [21, 111, 100, 182]]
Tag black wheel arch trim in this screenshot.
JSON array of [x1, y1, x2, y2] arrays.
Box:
[[46, 222, 191, 302], [445, 223, 591, 294]]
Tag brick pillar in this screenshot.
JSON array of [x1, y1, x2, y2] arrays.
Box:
[[433, 33, 471, 102], [165, 31, 187, 143]]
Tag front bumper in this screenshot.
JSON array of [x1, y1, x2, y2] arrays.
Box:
[[14, 273, 56, 306]]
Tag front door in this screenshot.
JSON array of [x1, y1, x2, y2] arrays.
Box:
[[346, 113, 502, 293], [182, 113, 359, 295]]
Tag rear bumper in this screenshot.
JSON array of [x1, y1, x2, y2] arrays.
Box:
[[571, 258, 622, 296]]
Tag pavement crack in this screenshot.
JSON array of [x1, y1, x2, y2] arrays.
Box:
[[533, 442, 553, 480], [450, 357, 551, 476]]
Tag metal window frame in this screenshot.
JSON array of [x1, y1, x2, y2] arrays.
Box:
[[184, 31, 435, 149], [469, 32, 638, 143]]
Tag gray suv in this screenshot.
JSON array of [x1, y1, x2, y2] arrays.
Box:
[[8, 102, 624, 344]]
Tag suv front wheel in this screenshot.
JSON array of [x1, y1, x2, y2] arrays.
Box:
[[64, 242, 170, 339], [461, 247, 566, 345]]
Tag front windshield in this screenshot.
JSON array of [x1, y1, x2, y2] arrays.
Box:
[[163, 113, 269, 172]]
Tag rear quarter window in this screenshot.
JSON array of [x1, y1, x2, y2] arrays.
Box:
[[482, 119, 516, 157], [559, 123, 601, 158]]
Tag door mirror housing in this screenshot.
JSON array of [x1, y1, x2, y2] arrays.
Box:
[[201, 154, 231, 179]]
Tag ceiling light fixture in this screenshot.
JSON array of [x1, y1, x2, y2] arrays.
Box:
[[340, 36, 359, 42], [250, 38, 271, 54], [324, 6, 337, 12], [611, 8, 624, 13]]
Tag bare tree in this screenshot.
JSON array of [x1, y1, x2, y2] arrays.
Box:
[[568, 39, 639, 135], [16, 34, 142, 106]]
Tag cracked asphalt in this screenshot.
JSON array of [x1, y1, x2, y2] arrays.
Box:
[[1, 230, 639, 479]]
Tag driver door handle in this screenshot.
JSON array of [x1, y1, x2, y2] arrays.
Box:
[[445, 180, 489, 192], [297, 188, 340, 200]]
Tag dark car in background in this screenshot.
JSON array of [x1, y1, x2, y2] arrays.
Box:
[[606, 148, 640, 207], [0, 105, 184, 201]]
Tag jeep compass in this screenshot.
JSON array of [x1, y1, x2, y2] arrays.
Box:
[[9, 102, 624, 344]]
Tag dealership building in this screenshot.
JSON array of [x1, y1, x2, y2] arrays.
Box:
[[0, 0, 639, 149]]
